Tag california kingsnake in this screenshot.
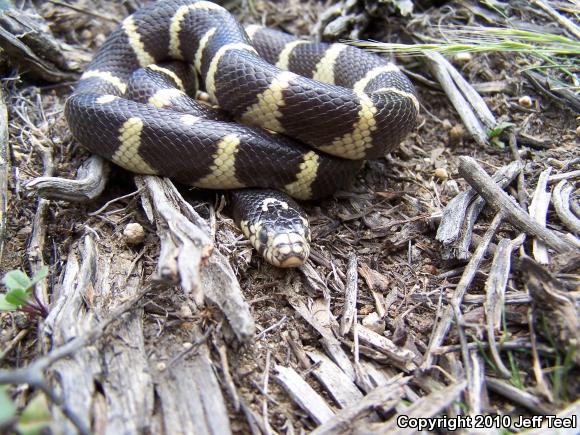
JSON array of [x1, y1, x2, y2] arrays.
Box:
[[65, 0, 419, 266]]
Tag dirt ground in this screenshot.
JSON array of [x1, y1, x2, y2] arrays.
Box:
[[0, 0, 578, 433]]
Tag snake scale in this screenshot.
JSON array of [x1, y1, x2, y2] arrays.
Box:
[[65, 0, 419, 267]]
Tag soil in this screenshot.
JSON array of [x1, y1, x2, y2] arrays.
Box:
[[0, 0, 578, 433]]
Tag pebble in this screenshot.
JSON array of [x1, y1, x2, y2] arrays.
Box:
[[123, 223, 145, 245], [449, 124, 465, 145], [518, 95, 533, 108], [453, 52, 472, 64], [434, 167, 449, 180]]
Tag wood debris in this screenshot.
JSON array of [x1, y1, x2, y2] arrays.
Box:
[[0, 0, 578, 433]]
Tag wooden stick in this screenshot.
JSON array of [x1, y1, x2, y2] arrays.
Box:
[[26, 155, 109, 201], [310, 377, 408, 435], [0, 86, 7, 262], [553, 180, 580, 233], [487, 377, 555, 415], [422, 212, 503, 370], [529, 168, 552, 264], [530, 0, 580, 39], [46, 0, 121, 24], [425, 51, 490, 146], [458, 156, 574, 253], [339, 253, 358, 336]]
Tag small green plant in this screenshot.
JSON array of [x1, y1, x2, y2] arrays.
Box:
[[487, 121, 515, 139], [350, 26, 579, 90], [0, 386, 16, 429], [0, 267, 49, 318], [0, 388, 53, 435], [16, 393, 53, 435], [507, 350, 524, 389]]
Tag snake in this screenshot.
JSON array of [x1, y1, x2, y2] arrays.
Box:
[[64, 0, 419, 267]]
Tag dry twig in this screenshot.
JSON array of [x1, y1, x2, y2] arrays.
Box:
[[26, 155, 109, 201], [423, 213, 503, 370], [274, 365, 335, 425], [0, 86, 7, 261], [310, 376, 409, 435], [553, 180, 580, 234], [339, 253, 358, 336], [458, 157, 575, 253], [529, 168, 552, 264]]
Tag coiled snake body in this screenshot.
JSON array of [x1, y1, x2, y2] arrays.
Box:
[[65, 0, 419, 266]]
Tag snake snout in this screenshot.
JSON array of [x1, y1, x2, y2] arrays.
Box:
[[234, 190, 311, 267], [268, 232, 310, 268]]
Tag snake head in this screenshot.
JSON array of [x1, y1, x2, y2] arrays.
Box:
[[265, 224, 311, 268], [236, 192, 310, 268]]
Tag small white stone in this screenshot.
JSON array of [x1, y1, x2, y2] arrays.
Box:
[[518, 95, 533, 108], [123, 223, 145, 245], [434, 167, 449, 180], [453, 52, 472, 64]]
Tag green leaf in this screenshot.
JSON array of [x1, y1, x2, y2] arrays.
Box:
[[487, 121, 515, 139], [490, 138, 506, 150], [29, 267, 48, 287], [0, 386, 16, 426], [16, 393, 52, 435], [0, 294, 18, 311], [2, 270, 31, 292], [4, 289, 29, 307]]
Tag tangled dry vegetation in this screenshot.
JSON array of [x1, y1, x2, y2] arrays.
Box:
[[0, 0, 578, 433]]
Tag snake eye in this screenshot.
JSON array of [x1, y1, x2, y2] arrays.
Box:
[[259, 230, 269, 245]]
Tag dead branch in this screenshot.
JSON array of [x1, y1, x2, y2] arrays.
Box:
[[422, 212, 503, 370], [0, 261, 155, 434], [274, 365, 335, 425], [458, 156, 575, 253], [306, 350, 363, 408], [522, 256, 580, 366], [137, 176, 212, 304], [26, 155, 109, 201], [136, 176, 255, 340], [466, 351, 485, 415], [357, 380, 467, 435], [548, 170, 580, 183], [484, 234, 526, 378], [522, 70, 580, 112], [486, 377, 555, 415], [355, 325, 417, 372], [154, 326, 233, 435], [436, 160, 523, 259], [0, 85, 7, 261], [553, 180, 580, 234], [28, 134, 53, 309], [287, 291, 357, 381], [0, 5, 79, 82], [424, 51, 495, 146], [529, 168, 552, 264], [311, 376, 409, 435], [339, 253, 358, 336], [530, 0, 580, 39]]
